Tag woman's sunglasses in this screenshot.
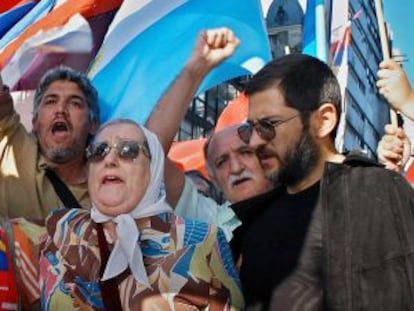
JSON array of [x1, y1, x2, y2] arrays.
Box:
[[86, 140, 151, 162]]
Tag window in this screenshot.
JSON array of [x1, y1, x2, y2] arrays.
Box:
[[349, 64, 366, 94], [177, 80, 242, 141]]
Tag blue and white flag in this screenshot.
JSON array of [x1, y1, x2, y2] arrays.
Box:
[[302, 0, 332, 62], [1, 14, 92, 89], [0, 1, 37, 38], [89, 0, 271, 124], [0, 0, 55, 51]]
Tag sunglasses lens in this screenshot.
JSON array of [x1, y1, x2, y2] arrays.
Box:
[[256, 120, 276, 141], [87, 141, 149, 162], [117, 141, 139, 160], [237, 123, 253, 144], [87, 142, 109, 162]]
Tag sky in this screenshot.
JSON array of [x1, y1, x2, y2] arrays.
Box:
[[383, 0, 414, 85]]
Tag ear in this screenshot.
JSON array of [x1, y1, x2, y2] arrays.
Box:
[[31, 116, 38, 134], [206, 165, 216, 182], [313, 103, 338, 139]]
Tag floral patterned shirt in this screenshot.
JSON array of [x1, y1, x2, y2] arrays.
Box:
[[40, 208, 244, 311]]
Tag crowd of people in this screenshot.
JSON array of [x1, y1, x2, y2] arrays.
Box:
[[1, 27, 414, 311]]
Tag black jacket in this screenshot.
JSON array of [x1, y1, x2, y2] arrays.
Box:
[[232, 152, 414, 310], [322, 153, 414, 310]]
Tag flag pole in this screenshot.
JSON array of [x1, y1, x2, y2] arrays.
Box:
[[374, 0, 398, 126]]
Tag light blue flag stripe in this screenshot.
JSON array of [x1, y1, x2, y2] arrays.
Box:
[[91, 0, 271, 125], [0, 0, 55, 51], [0, 2, 37, 38], [302, 0, 331, 62]]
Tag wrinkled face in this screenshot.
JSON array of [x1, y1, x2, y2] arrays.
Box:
[[32, 80, 95, 164], [247, 87, 320, 186], [88, 123, 150, 217], [207, 126, 272, 203]]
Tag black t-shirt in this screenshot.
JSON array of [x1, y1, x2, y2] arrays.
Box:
[[231, 182, 321, 310]]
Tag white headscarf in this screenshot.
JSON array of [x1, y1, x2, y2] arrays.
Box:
[[91, 123, 172, 287]]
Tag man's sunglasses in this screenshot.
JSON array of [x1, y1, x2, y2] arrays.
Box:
[[86, 140, 151, 162], [237, 114, 302, 144]]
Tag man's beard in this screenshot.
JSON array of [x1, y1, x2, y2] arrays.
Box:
[[40, 144, 82, 164], [270, 129, 320, 187]]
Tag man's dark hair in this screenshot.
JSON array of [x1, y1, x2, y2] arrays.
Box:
[[33, 66, 99, 125], [246, 54, 342, 139]]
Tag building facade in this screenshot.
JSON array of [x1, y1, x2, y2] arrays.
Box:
[[334, 0, 390, 157]]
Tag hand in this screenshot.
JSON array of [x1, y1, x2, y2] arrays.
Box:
[[186, 27, 240, 76], [377, 59, 413, 111], [377, 124, 411, 173]]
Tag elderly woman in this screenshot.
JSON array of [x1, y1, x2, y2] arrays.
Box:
[[40, 119, 244, 311]]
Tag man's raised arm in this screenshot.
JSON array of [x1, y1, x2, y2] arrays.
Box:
[[145, 27, 239, 151], [145, 28, 239, 207]]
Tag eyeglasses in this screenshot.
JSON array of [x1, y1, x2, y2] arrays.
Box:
[[86, 140, 151, 162], [237, 114, 302, 144]]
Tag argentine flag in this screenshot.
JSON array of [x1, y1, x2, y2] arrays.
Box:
[[89, 0, 271, 124]]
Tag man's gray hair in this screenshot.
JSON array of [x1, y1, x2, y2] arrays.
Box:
[[33, 66, 99, 124]]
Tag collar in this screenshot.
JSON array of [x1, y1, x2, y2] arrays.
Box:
[[342, 150, 383, 167], [230, 187, 284, 224]]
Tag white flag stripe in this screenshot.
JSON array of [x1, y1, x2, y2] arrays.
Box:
[[89, 0, 187, 78], [14, 243, 40, 297], [1, 13, 92, 88]]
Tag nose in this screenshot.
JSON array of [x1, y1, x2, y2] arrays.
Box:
[[229, 156, 244, 174], [103, 148, 119, 167], [55, 100, 68, 115], [249, 128, 267, 150]]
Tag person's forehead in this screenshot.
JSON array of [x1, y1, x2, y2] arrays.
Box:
[[97, 123, 143, 141], [44, 80, 83, 95], [248, 87, 293, 119], [210, 128, 247, 157]]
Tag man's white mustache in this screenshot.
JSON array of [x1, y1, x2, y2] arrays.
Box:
[[228, 170, 253, 187]]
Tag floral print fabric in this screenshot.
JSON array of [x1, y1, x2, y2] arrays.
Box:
[[40, 208, 244, 311]]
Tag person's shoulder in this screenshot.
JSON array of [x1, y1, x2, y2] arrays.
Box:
[[47, 207, 90, 221], [326, 150, 390, 177], [342, 150, 382, 167], [343, 151, 404, 178], [45, 208, 93, 241], [328, 151, 414, 194], [169, 212, 223, 245]]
